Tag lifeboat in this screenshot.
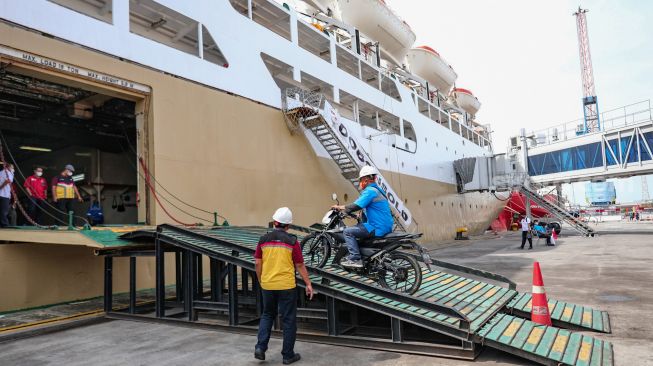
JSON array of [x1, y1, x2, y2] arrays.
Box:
[[336, 0, 416, 63], [452, 88, 481, 116], [406, 46, 457, 94]]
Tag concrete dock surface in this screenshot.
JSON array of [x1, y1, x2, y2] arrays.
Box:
[[1, 225, 652, 365]]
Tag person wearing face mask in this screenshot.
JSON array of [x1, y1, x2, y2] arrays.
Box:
[[24, 166, 48, 225], [51, 164, 83, 223], [0, 163, 15, 227]]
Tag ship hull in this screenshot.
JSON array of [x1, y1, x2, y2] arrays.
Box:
[[0, 22, 503, 312]]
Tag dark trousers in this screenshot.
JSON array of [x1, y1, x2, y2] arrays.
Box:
[[537, 233, 552, 245], [57, 198, 74, 223], [256, 288, 298, 359], [27, 198, 45, 225], [0, 196, 9, 227], [521, 230, 532, 248]]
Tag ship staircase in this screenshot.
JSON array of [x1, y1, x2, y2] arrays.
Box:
[[520, 185, 596, 237], [280, 88, 416, 233], [99, 224, 614, 365]]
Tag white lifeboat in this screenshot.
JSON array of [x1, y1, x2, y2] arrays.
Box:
[[452, 88, 481, 116], [336, 0, 416, 63], [406, 46, 457, 94]]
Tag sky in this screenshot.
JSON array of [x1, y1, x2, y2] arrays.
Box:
[[384, 0, 653, 204]]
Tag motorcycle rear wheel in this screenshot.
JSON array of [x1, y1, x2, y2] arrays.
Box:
[[378, 252, 422, 295], [300, 233, 331, 268]]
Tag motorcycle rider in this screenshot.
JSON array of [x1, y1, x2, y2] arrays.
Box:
[[332, 166, 394, 268]]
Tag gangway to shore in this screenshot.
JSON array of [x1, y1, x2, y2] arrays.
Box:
[[99, 224, 614, 365]]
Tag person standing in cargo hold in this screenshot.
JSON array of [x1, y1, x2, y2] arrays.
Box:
[[51, 164, 83, 222], [254, 207, 314, 365], [24, 166, 48, 224], [331, 166, 394, 268], [0, 163, 14, 227]]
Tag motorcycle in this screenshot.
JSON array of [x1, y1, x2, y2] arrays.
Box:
[[300, 194, 432, 295]]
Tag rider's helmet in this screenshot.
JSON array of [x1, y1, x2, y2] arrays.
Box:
[[272, 207, 293, 224], [358, 165, 378, 179]]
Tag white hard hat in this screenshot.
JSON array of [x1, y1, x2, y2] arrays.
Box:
[[272, 207, 293, 224], [358, 165, 378, 179]]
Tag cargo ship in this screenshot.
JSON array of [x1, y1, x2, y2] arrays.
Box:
[[0, 0, 505, 312]]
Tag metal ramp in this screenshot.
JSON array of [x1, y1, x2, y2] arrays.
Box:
[[507, 292, 611, 333], [520, 185, 595, 236], [281, 88, 416, 232], [477, 313, 613, 365], [101, 225, 614, 365]]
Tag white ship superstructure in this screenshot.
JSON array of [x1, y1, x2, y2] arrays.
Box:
[[2, 0, 492, 186]]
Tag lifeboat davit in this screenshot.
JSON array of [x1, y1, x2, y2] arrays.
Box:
[[337, 0, 416, 63], [452, 88, 481, 116], [406, 46, 457, 94]]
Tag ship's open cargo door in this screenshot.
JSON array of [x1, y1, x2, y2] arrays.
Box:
[[0, 52, 151, 226]]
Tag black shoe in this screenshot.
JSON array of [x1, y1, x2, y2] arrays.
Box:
[[283, 353, 301, 364], [528, 247, 533, 250], [254, 348, 265, 360]]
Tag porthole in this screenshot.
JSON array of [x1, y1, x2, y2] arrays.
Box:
[[440, 202, 444, 206]]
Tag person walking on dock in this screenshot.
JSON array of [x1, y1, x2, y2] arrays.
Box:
[[254, 207, 314, 364], [520, 216, 532, 249]]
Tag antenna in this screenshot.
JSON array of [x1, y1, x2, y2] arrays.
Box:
[[573, 7, 600, 133]]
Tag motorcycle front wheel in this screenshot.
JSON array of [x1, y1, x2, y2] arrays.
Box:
[[300, 233, 331, 268], [378, 252, 422, 295]]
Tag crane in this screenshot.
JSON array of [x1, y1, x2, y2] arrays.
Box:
[[573, 7, 600, 133]]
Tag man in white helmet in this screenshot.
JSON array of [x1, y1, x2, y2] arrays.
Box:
[[254, 207, 314, 364], [332, 166, 394, 268]]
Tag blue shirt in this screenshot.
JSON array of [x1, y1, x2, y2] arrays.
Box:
[[354, 183, 394, 236], [534, 224, 547, 234]]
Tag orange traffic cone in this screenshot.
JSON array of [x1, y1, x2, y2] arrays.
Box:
[[531, 261, 552, 326]]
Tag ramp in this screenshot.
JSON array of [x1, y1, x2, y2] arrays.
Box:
[[477, 313, 613, 366], [507, 292, 611, 333], [102, 225, 614, 365]]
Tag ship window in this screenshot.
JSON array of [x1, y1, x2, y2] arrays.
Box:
[[402, 120, 416, 142], [300, 72, 334, 101], [336, 45, 360, 79], [49, 0, 113, 24], [229, 0, 291, 41], [298, 22, 331, 62], [201, 25, 229, 67], [336, 90, 357, 121], [380, 76, 401, 102], [360, 61, 380, 90], [260, 53, 295, 91], [417, 97, 430, 119], [129, 0, 228, 67], [379, 113, 400, 135]]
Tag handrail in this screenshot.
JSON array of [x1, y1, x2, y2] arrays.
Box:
[[158, 224, 471, 325]]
